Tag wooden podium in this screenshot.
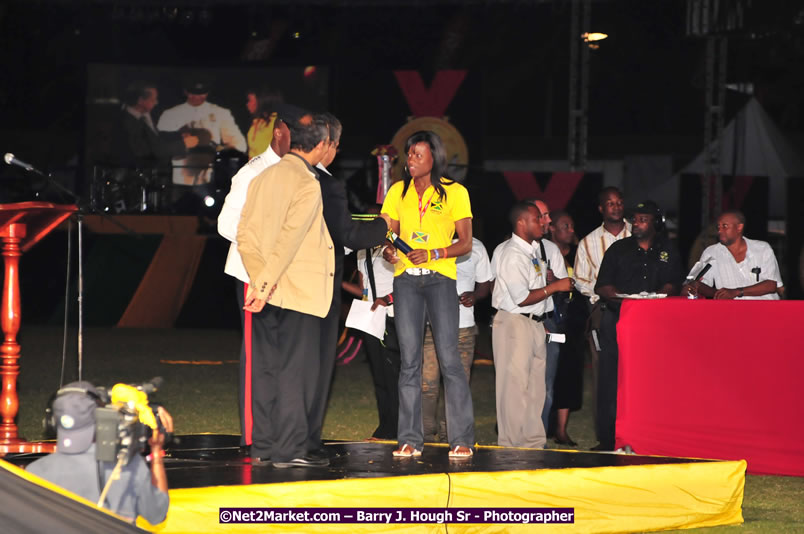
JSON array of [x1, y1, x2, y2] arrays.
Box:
[[0, 202, 77, 454]]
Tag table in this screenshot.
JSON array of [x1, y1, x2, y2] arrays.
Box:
[[616, 298, 804, 476]]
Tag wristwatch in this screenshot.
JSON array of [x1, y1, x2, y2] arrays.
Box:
[[738, 288, 744, 298]]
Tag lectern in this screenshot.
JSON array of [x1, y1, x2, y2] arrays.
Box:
[[0, 202, 76, 454]]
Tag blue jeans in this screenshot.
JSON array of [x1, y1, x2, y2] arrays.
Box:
[[541, 317, 560, 431], [394, 272, 475, 450]]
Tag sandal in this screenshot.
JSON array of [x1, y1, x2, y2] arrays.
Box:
[[448, 445, 473, 459], [392, 444, 422, 457]]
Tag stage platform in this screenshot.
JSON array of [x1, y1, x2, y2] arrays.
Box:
[[159, 435, 744, 533], [5, 434, 745, 533]]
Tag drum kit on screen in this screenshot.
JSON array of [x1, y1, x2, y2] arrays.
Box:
[[90, 148, 246, 216]]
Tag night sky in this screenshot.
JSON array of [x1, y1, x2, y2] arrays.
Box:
[[1, 0, 802, 168]]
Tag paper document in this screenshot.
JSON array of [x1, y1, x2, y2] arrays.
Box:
[[345, 299, 387, 340]]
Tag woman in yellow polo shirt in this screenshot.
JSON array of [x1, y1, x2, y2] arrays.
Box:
[[381, 130, 475, 459], [245, 89, 280, 159]]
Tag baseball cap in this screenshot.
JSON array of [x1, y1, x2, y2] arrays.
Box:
[[52, 381, 101, 454], [273, 103, 308, 126], [629, 200, 662, 218], [185, 80, 210, 95]]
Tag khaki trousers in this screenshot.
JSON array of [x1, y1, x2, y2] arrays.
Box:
[[492, 310, 547, 448]]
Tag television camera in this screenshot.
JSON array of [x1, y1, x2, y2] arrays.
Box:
[[94, 377, 171, 464]]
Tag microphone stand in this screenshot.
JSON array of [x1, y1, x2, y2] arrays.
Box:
[[24, 164, 139, 382]]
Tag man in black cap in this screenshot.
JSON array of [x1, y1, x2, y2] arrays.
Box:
[[592, 201, 682, 451], [217, 103, 306, 451], [157, 79, 247, 185], [26, 382, 172, 525]]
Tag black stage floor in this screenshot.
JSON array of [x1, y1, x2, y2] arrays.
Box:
[[145, 434, 710, 489], [5, 434, 744, 533]]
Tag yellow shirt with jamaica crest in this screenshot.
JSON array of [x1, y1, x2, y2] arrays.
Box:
[[381, 179, 472, 279]]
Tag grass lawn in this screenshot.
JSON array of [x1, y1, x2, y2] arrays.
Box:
[[13, 326, 804, 532]]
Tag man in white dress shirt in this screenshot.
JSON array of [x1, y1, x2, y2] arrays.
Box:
[[157, 80, 248, 185], [573, 187, 631, 303], [530, 200, 569, 434], [683, 210, 783, 299], [491, 201, 573, 448], [490, 199, 568, 435], [216, 103, 305, 448], [571, 187, 630, 441]]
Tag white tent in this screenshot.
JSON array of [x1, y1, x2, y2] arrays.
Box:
[[680, 97, 804, 217]]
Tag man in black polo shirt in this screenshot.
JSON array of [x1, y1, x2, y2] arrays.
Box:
[[592, 201, 682, 451]]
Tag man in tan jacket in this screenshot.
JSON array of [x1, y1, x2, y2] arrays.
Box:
[[236, 113, 334, 468]]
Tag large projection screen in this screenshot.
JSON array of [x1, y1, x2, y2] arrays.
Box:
[[85, 64, 328, 213]]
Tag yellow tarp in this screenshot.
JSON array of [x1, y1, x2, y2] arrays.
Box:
[[158, 459, 745, 533]]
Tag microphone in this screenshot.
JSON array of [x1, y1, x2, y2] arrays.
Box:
[[4, 153, 35, 172], [694, 263, 712, 281]]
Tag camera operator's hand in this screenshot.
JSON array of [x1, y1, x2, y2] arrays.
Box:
[[147, 406, 172, 494], [150, 406, 174, 449]]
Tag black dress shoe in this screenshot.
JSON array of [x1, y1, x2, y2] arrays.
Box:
[[251, 456, 271, 466], [554, 435, 578, 447], [273, 455, 330, 469]]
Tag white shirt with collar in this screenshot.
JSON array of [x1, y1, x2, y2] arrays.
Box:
[[157, 100, 246, 150], [695, 237, 783, 300], [491, 237, 566, 313], [217, 146, 282, 283], [157, 100, 247, 185], [491, 233, 549, 315], [456, 237, 493, 328], [574, 221, 632, 303]]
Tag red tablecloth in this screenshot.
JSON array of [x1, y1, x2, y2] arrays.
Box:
[[616, 298, 804, 476]]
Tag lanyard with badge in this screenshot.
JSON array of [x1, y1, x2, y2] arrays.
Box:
[[531, 255, 543, 277], [410, 188, 436, 247], [418, 189, 436, 225]]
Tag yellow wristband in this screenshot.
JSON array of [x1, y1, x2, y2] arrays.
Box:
[[427, 249, 432, 262]]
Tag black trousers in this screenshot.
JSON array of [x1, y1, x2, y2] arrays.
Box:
[[305, 290, 341, 452], [235, 280, 250, 447], [595, 306, 620, 449], [364, 317, 401, 439], [250, 303, 321, 462]]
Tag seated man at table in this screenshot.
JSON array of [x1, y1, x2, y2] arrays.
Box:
[[593, 201, 682, 451], [682, 210, 783, 300]]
